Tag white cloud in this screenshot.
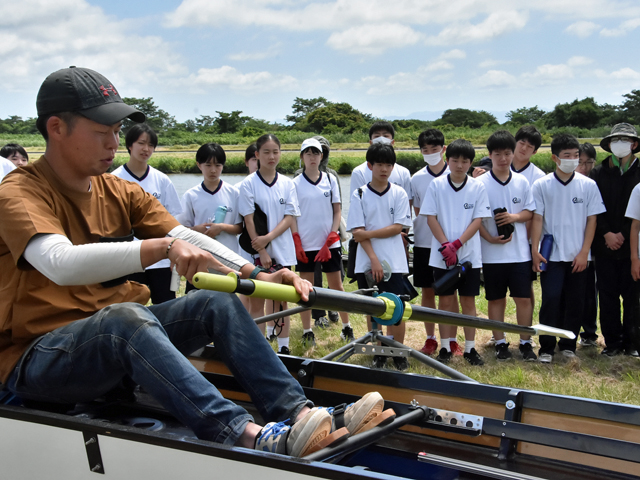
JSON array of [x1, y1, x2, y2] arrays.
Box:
[[601, 17, 640, 36], [0, 0, 185, 94], [522, 63, 574, 86], [424, 11, 529, 46], [177, 66, 298, 93], [439, 49, 466, 60], [476, 70, 517, 88], [228, 43, 283, 61], [326, 24, 423, 55], [565, 21, 600, 38], [567, 56, 594, 67], [420, 61, 455, 73]]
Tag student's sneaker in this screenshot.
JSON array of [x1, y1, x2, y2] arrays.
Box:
[[372, 355, 387, 369], [420, 338, 438, 356], [601, 346, 623, 357], [392, 356, 409, 371], [519, 342, 537, 362], [314, 317, 330, 329], [450, 341, 463, 356], [624, 347, 639, 357], [485, 335, 497, 347], [340, 325, 355, 341], [320, 391, 391, 436], [267, 334, 277, 343], [495, 343, 512, 360], [561, 349, 577, 358], [579, 337, 598, 347], [538, 353, 553, 364], [255, 408, 332, 457], [436, 348, 452, 364], [328, 311, 340, 323], [279, 346, 291, 355], [463, 348, 484, 366], [301, 331, 316, 348]]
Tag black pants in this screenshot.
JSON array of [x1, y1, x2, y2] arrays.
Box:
[[595, 257, 640, 350], [311, 256, 345, 320], [579, 262, 598, 341], [539, 262, 588, 355], [128, 268, 176, 305]]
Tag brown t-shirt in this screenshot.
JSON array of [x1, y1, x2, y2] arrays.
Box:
[[0, 157, 180, 383]]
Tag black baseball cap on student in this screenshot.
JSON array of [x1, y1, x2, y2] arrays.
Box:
[[36, 66, 145, 127]]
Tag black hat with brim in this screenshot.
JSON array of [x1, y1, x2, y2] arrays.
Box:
[[600, 123, 640, 154], [37, 66, 145, 126]]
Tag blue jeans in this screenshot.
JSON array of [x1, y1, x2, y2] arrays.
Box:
[[6, 290, 311, 445]]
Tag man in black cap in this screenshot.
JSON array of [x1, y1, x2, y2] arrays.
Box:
[[0, 67, 383, 456], [590, 123, 640, 357]]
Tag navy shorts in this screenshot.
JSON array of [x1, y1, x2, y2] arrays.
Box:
[[296, 247, 342, 273], [483, 261, 533, 301], [412, 247, 435, 288], [433, 267, 481, 297]]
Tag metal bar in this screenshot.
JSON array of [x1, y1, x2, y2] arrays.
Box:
[[483, 418, 640, 464], [304, 406, 429, 463], [253, 306, 309, 325]]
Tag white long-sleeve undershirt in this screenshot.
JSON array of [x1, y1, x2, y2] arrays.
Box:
[[23, 225, 249, 286]]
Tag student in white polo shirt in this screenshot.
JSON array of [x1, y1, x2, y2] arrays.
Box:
[[531, 134, 606, 363], [238, 134, 300, 354], [0, 155, 16, 182], [111, 123, 182, 304], [176, 143, 242, 292], [423, 139, 492, 366], [292, 138, 352, 348], [347, 142, 413, 370], [411, 128, 449, 356], [624, 183, 640, 353], [478, 131, 536, 362], [349, 121, 412, 202]]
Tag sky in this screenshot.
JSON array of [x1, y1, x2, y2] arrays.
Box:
[[1, 0, 640, 124]]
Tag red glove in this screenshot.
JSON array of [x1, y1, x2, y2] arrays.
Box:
[[292, 232, 308, 263], [315, 232, 341, 262], [439, 239, 462, 267]]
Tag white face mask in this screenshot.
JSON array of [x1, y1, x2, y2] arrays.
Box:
[[423, 151, 442, 166], [610, 140, 633, 159], [558, 158, 579, 174], [372, 136, 393, 145]]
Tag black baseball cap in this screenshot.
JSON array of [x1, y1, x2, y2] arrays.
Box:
[[36, 66, 145, 127]]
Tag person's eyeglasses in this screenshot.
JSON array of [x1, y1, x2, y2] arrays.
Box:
[[578, 160, 595, 166]]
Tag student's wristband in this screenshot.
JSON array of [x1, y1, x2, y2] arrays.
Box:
[[166, 238, 178, 258], [250, 266, 267, 279]]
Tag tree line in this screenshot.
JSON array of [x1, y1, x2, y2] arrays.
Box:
[[2, 91, 640, 138]]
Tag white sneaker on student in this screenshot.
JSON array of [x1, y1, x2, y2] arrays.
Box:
[[561, 350, 577, 358], [255, 409, 332, 457], [538, 353, 553, 364]]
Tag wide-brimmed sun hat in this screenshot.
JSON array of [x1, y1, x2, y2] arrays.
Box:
[[600, 123, 640, 153]]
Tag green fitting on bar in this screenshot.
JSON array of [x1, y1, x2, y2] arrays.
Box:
[[402, 303, 412, 321], [377, 295, 396, 321], [192, 272, 238, 293]]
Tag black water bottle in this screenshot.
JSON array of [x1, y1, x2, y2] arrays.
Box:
[[493, 207, 514, 239], [433, 262, 473, 295]]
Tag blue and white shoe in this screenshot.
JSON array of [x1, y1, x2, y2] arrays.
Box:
[[255, 408, 332, 457]]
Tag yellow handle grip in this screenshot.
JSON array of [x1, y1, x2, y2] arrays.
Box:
[[192, 272, 303, 304]]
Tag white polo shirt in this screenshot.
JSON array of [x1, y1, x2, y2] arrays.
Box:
[[0, 156, 16, 182], [422, 174, 491, 269], [237, 171, 300, 267], [411, 164, 449, 248], [293, 172, 341, 251], [111, 164, 182, 269], [349, 161, 413, 200], [512, 161, 545, 186], [532, 172, 606, 262], [346, 183, 411, 274], [176, 180, 242, 254], [478, 171, 536, 264]]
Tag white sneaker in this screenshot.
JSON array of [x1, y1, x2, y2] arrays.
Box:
[[485, 335, 496, 347], [561, 350, 577, 358], [538, 353, 553, 363]]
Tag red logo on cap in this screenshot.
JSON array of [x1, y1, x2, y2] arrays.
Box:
[[99, 84, 118, 97]]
